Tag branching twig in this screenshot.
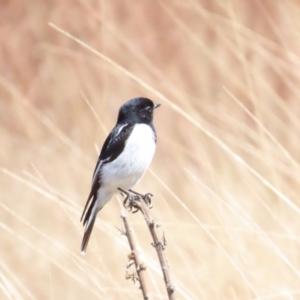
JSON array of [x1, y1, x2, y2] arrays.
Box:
[[120, 191, 176, 300], [137, 199, 175, 299], [120, 210, 150, 300]]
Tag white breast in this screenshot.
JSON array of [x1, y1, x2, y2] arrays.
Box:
[[101, 124, 156, 192]]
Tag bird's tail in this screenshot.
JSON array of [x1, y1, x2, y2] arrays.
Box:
[[81, 216, 96, 255]]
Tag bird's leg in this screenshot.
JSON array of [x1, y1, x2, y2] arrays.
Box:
[[128, 189, 153, 207], [118, 188, 131, 208], [118, 188, 130, 203]]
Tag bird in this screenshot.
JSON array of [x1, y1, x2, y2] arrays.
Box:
[[80, 97, 160, 254]]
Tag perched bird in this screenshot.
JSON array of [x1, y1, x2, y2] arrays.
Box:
[[80, 97, 160, 254]]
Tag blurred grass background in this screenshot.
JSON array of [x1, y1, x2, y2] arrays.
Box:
[[1, 0, 300, 299]]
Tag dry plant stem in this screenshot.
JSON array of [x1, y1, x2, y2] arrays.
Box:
[[121, 210, 150, 300], [137, 200, 176, 300]]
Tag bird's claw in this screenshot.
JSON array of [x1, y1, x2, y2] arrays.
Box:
[[123, 195, 140, 212], [142, 193, 153, 207]]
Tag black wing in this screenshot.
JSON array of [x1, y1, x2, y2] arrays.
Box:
[[80, 123, 135, 224]]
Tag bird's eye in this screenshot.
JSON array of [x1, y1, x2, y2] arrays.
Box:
[[145, 106, 152, 112]]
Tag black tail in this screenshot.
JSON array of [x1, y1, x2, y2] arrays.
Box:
[[81, 216, 96, 255]]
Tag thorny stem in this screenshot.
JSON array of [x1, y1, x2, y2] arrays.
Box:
[[121, 210, 150, 300]]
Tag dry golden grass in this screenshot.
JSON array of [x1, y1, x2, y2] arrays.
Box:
[[1, 0, 300, 299]]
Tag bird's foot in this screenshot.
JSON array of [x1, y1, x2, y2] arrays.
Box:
[[129, 189, 153, 207], [118, 188, 140, 213], [118, 188, 153, 212]]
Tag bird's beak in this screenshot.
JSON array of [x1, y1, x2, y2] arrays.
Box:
[[154, 104, 161, 109]]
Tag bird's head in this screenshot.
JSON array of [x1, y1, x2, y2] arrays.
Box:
[[117, 97, 160, 124]]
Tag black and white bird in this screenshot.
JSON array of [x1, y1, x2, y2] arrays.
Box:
[[80, 97, 160, 254]]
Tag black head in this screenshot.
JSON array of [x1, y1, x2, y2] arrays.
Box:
[[117, 97, 160, 124]]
